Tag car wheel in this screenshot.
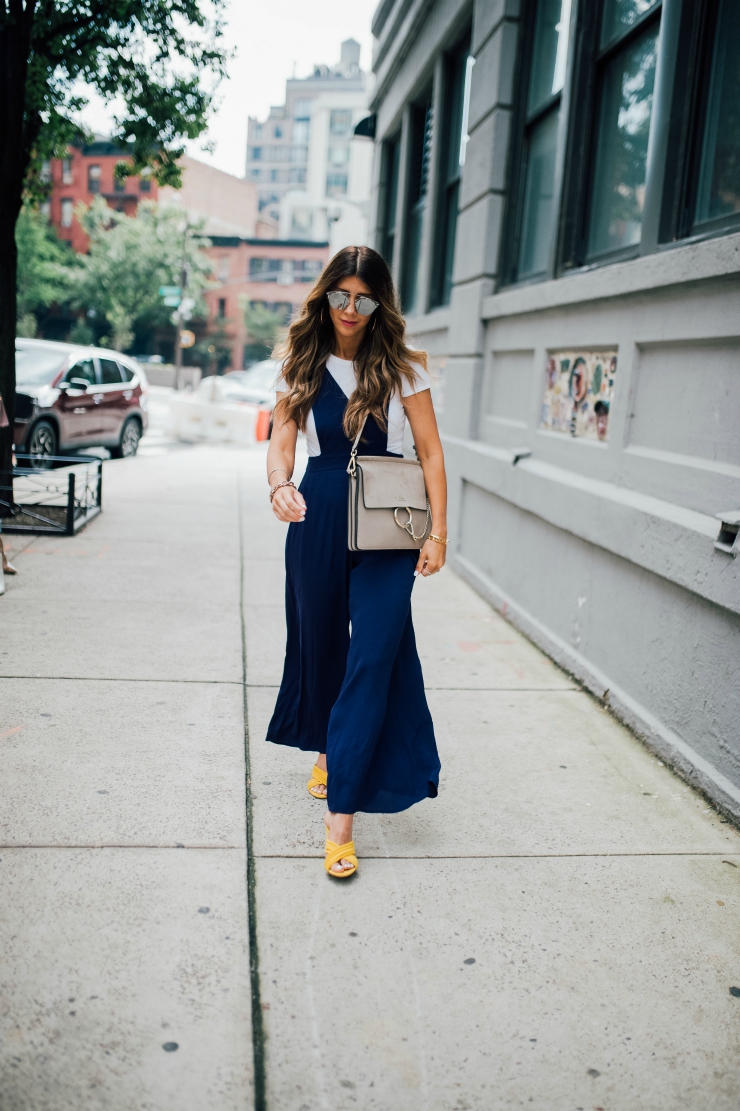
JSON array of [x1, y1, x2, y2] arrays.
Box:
[[27, 420, 58, 468], [110, 417, 142, 459]]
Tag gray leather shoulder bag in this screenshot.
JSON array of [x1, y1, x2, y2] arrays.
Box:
[[346, 417, 430, 551]]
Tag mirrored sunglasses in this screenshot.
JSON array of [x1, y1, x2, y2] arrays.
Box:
[[326, 290, 379, 316]]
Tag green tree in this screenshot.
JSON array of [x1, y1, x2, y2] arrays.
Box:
[[240, 298, 285, 363], [15, 202, 77, 334], [0, 0, 226, 479], [193, 316, 234, 374], [71, 196, 212, 351]]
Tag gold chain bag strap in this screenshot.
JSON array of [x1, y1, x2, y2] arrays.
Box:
[[347, 417, 430, 551]]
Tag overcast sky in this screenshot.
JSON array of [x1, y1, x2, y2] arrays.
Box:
[[79, 0, 377, 179]]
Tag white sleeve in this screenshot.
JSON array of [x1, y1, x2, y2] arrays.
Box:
[[275, 359, 287, 392], [400, 361, 431, 397]]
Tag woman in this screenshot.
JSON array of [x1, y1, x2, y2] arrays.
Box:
[[265, 246, 447, 879]]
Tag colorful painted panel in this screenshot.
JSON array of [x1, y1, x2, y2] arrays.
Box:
[[540, 350, 617, 441]]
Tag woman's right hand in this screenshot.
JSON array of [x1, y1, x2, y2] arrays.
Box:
[[271, 484, 307, 523]]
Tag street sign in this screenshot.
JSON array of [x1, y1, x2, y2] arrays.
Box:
[[179, 296, 196, 321], [159, 285, 181, 297], [179, 330, 196, 348], [163, 295, 181, 307]]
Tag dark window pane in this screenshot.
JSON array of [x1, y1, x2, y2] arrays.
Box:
[[402, 98, 433, 314], [100, 358, 123, 384], [121, 365, 135, 382], [65, 359, 96, 385], [694, 0, 740, 226], [382, 137, 401, 265], [528, 0, 572, 114], [601, 0, 659, 48], [518, 107, 559, 278], [326, 172, 348, 196], [587, 24, 658, 257], [431, 43, 472, 306]]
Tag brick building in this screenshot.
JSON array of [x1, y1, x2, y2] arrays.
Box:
[[45, 137, 159, 253], [204, 237, 330, 368]]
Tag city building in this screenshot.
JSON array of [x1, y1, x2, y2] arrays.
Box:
[[157, 155, 259, 238], [203, 236, 330, 368], [45, 141, 262, 250], [45, 137, 161, 253], [367, 0, 740, 816], [246, 39, 372, 247]]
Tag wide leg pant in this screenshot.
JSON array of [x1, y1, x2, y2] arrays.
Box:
[[266, 461, 440, 815]]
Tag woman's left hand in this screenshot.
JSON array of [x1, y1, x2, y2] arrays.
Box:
[[415, 537, 446, 577]]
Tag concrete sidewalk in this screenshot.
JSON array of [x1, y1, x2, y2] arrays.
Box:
[[1, 441, 739, 1111]]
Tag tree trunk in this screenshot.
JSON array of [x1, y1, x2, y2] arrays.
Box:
[[0, 2, 37, 511]]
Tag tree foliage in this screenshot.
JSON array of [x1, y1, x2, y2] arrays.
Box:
[[15, 202, 76, 320], [0, 0, 226, 481], [241, 298, 285, 348], [70, 196, 213, 351], [15, 1, 227, 196]]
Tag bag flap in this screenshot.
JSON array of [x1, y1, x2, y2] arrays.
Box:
[[357, 456, 427, 510]]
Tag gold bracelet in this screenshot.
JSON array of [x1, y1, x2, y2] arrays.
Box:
[[269, 479, 295, 503], [429, 533, 450, 546]]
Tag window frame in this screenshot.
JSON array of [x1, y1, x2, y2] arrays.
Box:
[[498, 0, 577, 288], [658, 0, 740, 246], [380, 133, 402, 269], [430, 33, 472, 309], [401, 92, 434, 316]]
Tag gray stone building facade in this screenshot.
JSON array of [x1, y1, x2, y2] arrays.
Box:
[[367, 0, 740, 815]]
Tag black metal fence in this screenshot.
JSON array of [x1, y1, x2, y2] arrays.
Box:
[[0, 455, 103, 535]]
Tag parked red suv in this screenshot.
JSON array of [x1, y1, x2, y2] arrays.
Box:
[[13, 338, 149, 461]]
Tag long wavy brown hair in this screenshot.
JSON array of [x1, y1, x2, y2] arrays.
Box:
[[273, 246, 427, 440]]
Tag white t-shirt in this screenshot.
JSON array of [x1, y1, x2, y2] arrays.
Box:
[[276, 353, 431, 456]]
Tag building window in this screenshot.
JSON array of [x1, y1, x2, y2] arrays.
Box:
[[61, 198, 74, 227], [291, 208, 313, 237], [293, 259, 322, 281], [326, 172, 348, 196], [88, 164, 102, 193], [293, 119, 310, 143], [381, 135, 401, 266], [218, 298, 226, 318], [431, 38, 473, 307], [294, 98, 313, 118], [586, 1, 659, 259], [254, 124, 263, 139], [114, 174, 126, 193], [140, 169, 152, 193], [274, 126, 282, 138], [402, 95, 433, 315], [249, 257, 282, 281], [270, 168, 280, 182], [62, 158, 73, 185], [328, 145, 350, 166], [501, 0, 572, 285], [290, 146, 308, 163], [289, 167, 306, 184], [692, 0, 740, 233], [330, 109, 353, 137], [251, 147, 262, 161]]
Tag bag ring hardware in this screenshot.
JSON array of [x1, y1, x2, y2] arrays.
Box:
[[394, 506, 414, 535]]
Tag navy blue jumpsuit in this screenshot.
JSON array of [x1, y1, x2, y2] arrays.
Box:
[[266, 367, 441, 815]]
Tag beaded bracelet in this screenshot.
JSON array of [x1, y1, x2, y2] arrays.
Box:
[[269, 479, 296, 504]]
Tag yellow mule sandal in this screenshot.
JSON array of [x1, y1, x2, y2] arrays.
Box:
[[324, 839, 358, 879], [307, 763, 328, 798]]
